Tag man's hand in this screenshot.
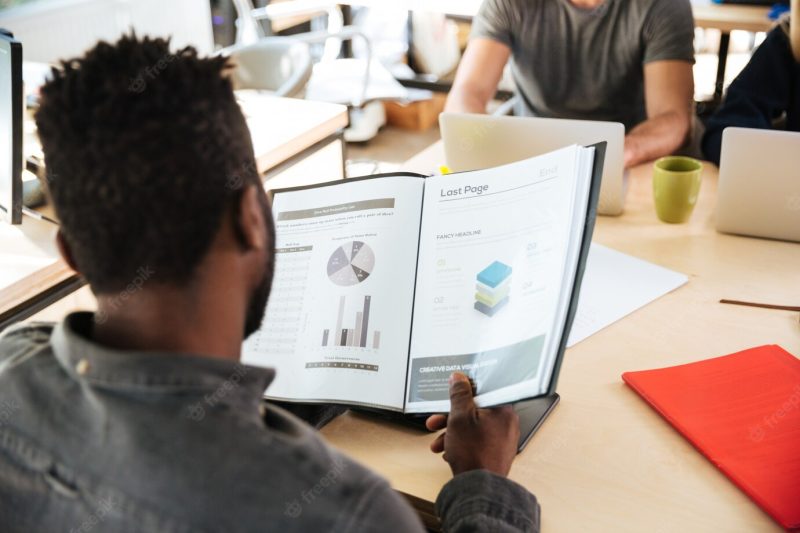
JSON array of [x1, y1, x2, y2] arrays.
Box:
[[426, 373, 520, 477], [623, 60, 694, 168]]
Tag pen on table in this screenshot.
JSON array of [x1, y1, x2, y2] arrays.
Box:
[[719, 299, 800, 312], [22, 206, 59, 226]]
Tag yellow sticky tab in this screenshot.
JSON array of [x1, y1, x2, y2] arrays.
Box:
[[438, 165, 452, 175]]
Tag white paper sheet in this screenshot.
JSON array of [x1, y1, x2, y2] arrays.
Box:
[[568, 244, 688, 347]]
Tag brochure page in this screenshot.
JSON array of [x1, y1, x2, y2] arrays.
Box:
[[242, 176, 424, 411], [405, 146, 591, 413]]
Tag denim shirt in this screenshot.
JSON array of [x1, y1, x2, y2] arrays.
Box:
[[0, 312, 540, 532]]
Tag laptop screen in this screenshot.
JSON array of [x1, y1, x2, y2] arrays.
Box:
[[0, 31, 22, 225]]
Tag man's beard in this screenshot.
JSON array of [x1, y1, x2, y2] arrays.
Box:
[[243, 261, 272, 339], [243, 189, 276, 340]]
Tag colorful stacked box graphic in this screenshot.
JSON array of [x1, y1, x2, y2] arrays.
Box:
[[474, 261, 512, 317]]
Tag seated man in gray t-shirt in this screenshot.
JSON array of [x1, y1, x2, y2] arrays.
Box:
[[446, 0, 696, 168]]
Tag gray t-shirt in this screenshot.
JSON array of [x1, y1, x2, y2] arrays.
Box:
[[471, 0, 695, 130]]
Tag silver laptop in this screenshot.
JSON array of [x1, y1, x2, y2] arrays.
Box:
[[716, 127, 800, 242], [440, 113, 626, 215]]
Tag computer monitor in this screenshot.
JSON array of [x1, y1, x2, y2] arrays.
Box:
[[0, 29, 22, 225]]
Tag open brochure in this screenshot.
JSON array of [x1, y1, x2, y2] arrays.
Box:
[[242, 144, 605, 414]]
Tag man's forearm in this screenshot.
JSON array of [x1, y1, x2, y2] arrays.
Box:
[[436, 470, 540, 532], [444, 87, 491, 114], [624, 111, 691, 168]]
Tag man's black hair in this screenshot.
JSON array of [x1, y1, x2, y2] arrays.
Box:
[[35, 34, 271, 293]]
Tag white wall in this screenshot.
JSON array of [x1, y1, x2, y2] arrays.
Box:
[[0, 0, 214, 64]]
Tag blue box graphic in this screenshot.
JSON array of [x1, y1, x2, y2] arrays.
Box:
[[477, 261, 512, 288], [474, 261, 512, 317]]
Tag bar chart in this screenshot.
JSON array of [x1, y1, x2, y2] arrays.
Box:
[[322, 295, 381, 349]]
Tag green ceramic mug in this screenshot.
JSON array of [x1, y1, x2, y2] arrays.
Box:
[[653, 156, 703, 224]]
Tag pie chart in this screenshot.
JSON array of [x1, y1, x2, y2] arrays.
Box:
[[327, 241, 375, 286]]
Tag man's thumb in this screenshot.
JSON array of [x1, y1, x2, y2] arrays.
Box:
[[449, 373, 475, 413]]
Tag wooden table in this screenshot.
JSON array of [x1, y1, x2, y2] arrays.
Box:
[[320, 142, 800, 532], [0, 218, 79, 332], [691, 1, 773, 101], [0, 95, 348, 332], [236, 92, 349, 188], [691, 1, 773, 34], [342, 0, 771, 28]]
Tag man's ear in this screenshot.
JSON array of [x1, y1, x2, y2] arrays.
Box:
[[56, 230, 80, 273], [235, 184, 268, 252]]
